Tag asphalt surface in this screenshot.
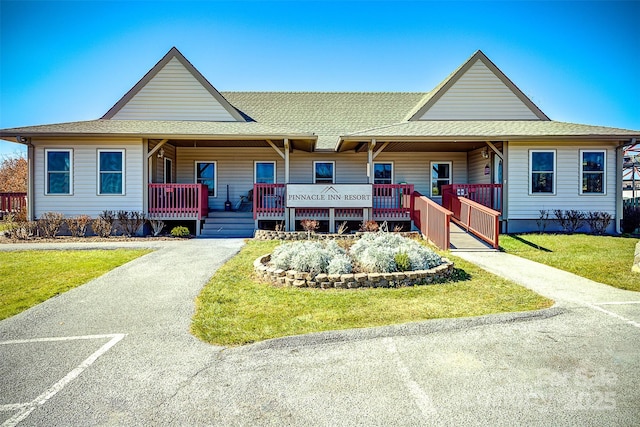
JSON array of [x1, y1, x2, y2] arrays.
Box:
[[1, 239, 639, 426]]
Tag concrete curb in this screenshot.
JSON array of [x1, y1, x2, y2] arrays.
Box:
[[231, 306, 565, 352]]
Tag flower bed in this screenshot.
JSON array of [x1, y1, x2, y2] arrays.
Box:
[[254, 233, 454, 289], [254, 253, 454, 288], [254, 229, 420, 241]]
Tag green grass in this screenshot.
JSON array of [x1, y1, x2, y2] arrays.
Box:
[[0, 249, 152, 320], [192, 240, 552, 346], [500, 234, 639, 292]]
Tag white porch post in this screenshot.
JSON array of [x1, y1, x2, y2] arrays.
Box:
[[26, 140, 34, 221], [143, 139, 149, 216], [367, 139, 376, 222], [502, 141, 509, 233], [284, 138, 291, 231]]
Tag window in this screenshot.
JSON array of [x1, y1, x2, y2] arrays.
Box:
[[196, 161, 216, 197], [314, 161, 335, 184], [530, 150, 555, 194], [430, 162, 451, 197], [164, 158, 172, 184], [98, 150, 125, 195], [45, 149, 72, 195], [373, 162, 393, 184], [255, 161, 276, 184], [581, 150, 606, 194]]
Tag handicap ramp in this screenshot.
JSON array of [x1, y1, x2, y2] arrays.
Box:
[[449, 223, 496, 252]]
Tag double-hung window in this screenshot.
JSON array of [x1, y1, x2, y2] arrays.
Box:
[[580, 150, 606, 194], [196, 161, 217, 197], [98, 150, 125, 195], [45, 149, 72, 195], [314, 161, 335, 184], [373, 162, 393, 185], [530, 150, 555, 194], [430, 162, 451, 197], [255, 161, 276, 184]]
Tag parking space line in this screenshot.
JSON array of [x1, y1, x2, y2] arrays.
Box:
[[594, 301, 640, 305], [1, 333, 126, 427], [585, 303, 640, 329]]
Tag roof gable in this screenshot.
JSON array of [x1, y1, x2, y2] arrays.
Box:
[[102, 47, 245, 122], [408, 50, 549, 121]]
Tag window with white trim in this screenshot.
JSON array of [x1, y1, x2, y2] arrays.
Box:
[[255, 161, 276, 184], [530, 150, 555, 194], [430, 162, 451, 197], [314, 161, 335, 184], [580, 150, 605, 194], [373, 162, 393, 184], [45, 149, 72, 195], [195, 161, 217, 197], [98, 150, 125, 195]]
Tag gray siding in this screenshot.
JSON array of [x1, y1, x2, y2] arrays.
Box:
[[419, 60, 540, 120], [507, 142, 617, 220], [468, 147, 492, 185], [33, 138, 144, 217], [176, 147, 284, 210], [111, 57, 238, 121]]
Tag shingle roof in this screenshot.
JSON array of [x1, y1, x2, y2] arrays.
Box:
[[338, 120, 640, 147], [223, 92, 427, 150]]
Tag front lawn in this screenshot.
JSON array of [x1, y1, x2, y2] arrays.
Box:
[[192, 240, 552, 346], [500, 234, 639, 292], [0, 249, 152, 320]]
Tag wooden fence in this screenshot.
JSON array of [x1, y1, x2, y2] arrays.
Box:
[[411, 191, 452, 250]]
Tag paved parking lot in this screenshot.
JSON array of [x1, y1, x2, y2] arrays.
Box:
[[1, 240, 638, 426]]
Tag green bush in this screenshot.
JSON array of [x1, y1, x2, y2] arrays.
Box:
[[171, 226, 190, 237], [394, 252, 411, 271]]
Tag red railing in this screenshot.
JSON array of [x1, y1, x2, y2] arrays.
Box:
[[442, 184, 502, 213], [454, 197, 500, 249], [253, 184, 286, 219], [148, 184, 208, 219], [0, 192, 27, 217], [372, 184, 414, 219], [411, 191, 451, 250]]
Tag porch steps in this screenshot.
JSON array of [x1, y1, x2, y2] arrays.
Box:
[[200, 211, 255, 238]]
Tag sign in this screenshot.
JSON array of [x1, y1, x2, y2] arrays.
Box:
[[286, 184, 373, 208]]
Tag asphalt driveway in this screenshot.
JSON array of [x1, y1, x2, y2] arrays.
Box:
[[1, 240, 639, 426]]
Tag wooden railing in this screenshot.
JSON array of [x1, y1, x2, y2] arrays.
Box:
[[442, 184, 502, 213], [372, 184, 414, 219], [411, 191, 452, 250], [253, 184, 286, 219], [148, 184, 208, 219], [0, 192, 27, 218], [455, 197, 500, 249]]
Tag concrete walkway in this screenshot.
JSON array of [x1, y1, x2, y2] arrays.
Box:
[[1, 239, 639, 426], [449, 223, 495, 252]]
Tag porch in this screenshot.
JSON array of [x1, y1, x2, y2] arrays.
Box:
[[147, 182, 502, 248]]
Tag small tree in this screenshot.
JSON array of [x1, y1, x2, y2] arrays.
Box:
[[0, 155, 27, 193]]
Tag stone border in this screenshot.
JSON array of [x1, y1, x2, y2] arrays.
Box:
[[254, 254, 454, 289], [254, 229, 420, 241], [633, 241, 640, 274]]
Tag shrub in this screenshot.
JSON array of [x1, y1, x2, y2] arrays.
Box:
[[327, 254, 353, 275], [97, 210, 115, 237], [351, 233, 442, 273], [300, 219, 319, 238], [117, 211, 146, 237], [585, 211, 612, 235], [336, 221, 349, 235], [394, 252, 411, 272], [622, 206, 640, 234], [554, 209, 585, 234], [171, 226, 190, 238], [38, 212, 65, 238], [149, 219, 165, 236], [536, 209, 550, 234], [92, 217, 112, 238], [359, 220, 379, 232], [67, 215, 91, 237]]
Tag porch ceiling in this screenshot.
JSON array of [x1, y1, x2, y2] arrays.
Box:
[[154, 138, 315, 152], [348, 140, 493, 153]]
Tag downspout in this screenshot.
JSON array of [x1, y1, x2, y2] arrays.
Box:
[[617, 138, 635, 234], [25, 137, 35, 221]]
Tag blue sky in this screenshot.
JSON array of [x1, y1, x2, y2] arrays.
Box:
[[1, 0, 639, 158]]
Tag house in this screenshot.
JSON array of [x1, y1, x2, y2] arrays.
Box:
[[1, 47, 638, 244]]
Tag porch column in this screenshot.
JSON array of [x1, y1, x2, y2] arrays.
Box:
[[367, 139, 376, 222], [284, 139, 291, 231], [143, 139, 149, 215], [26, 139, 34, 221], [502, 141, 509, 233]]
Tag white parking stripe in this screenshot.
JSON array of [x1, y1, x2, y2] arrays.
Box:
[[1, 334, 126, 427], [586, 303, 640, 329], [595, 301, 640, 305]]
